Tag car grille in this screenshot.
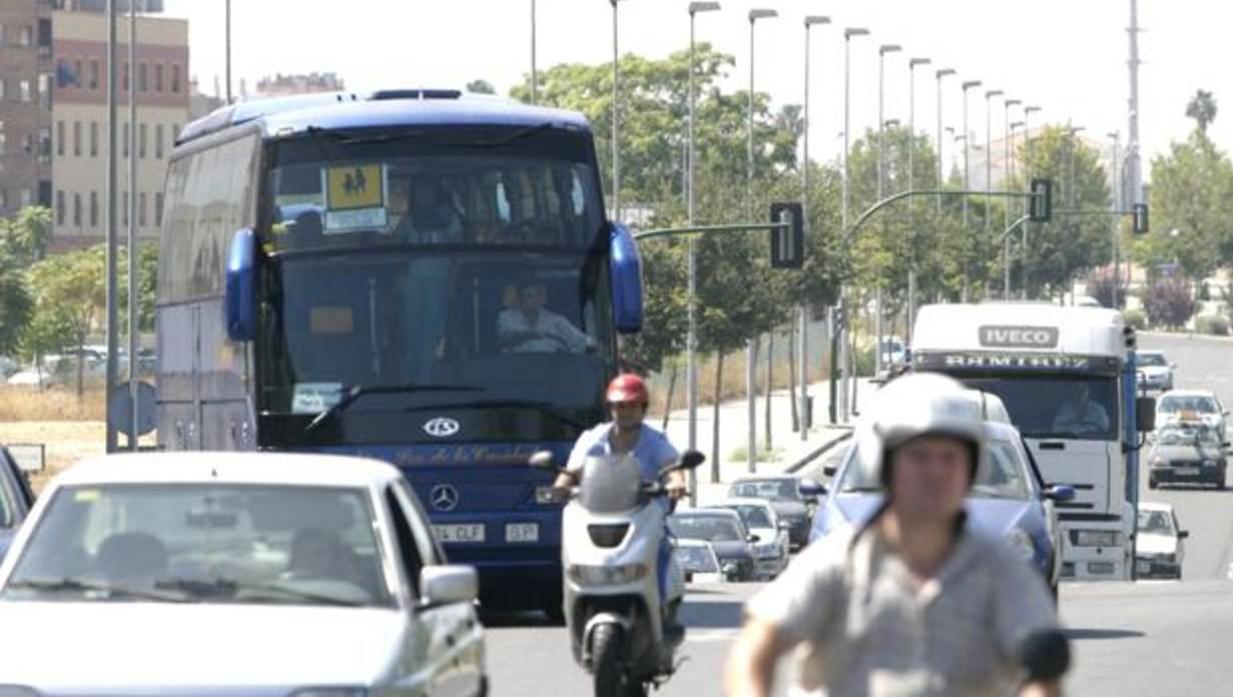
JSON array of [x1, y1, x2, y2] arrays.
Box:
[[587, 523, 630, 548]]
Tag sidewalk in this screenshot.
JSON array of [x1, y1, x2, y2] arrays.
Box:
[[658, 377, 870, 506]]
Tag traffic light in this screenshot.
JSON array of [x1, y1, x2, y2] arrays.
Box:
[[1029, 178, 1052, 222], [769, 202, 804, 269], [1133, 203, 1150, 235]]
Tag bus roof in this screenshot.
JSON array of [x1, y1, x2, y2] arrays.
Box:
[[912, 302, 1126, 358], [177, 89, 593, 146]]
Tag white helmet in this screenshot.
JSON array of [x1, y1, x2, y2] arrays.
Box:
[[853, 372, 987, 488]]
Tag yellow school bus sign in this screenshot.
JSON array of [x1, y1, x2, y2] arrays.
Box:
[[326, 164, 384, 210]]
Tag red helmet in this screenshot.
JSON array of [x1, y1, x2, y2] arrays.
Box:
[[606, 373, 649, 406]]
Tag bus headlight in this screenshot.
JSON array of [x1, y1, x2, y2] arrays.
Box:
[[568, 563, 648, 586]]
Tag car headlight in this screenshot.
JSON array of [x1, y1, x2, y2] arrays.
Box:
[[568, 563, 648, 586], [1005, 528, 1036, 561], [1071, 530, 1120, 547], [290, 690, 370, 697]]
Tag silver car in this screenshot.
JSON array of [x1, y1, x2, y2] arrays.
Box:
[[0, 452, 487, 696]]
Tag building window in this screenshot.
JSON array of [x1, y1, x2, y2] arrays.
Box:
[[75, 60, 83, 88], [19, 26, 32, 47], [155, 63, 163, 92], [155, 124, 163, 159], [139, 123, 147, 159], [139, 192, 147, 226], [22, 134, 33, 155], [0, 24, 5, 48], [123, 122, 129, 157], [90, 122, 97, 157], [138, 62, 147, 92], [56, 121, 64, 156], [90, 60, 99, 90], [171, 64, 181, 93], [38, 127, 50, 160], [122, 191, 128, 226], [73, 121, 81, 157], [19, 80, 32, 102], [73, 193, 81, 226], [20, 189, 32, 208], [155, 192, 164, 226], [89, 191, 98, 227], [56, 190, 65, 225], [122, 61, 129, 92], [0, 79, 5, 100], [38, 73, 51, 111]]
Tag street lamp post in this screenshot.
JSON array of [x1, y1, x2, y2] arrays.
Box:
[[686, 1, 720, 489], [225, 0, 232, 103], [800, 14, 829, 440], [608, 0, 629, 223], [836, 26, 868, 424], [1009, 119, 1024, 296], [906, 56, 930, 343], [934, 68, 954, 213], [1001, 98, 1020, 299], [874, 44, 900, 378], [127, 1, 138, 449], [530, 0, 538, 103], [1022, 105, 1041, 299], [984, 89, 1003, 238], [960, 79, 982, 302], [1109, 131, 1122, 307], [746, 7, 776, 471]]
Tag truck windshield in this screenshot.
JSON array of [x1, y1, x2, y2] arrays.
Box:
[[962, 377, 1118, 441]]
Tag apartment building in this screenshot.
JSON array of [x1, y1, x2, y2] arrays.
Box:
[[0, 0, 55, 218]]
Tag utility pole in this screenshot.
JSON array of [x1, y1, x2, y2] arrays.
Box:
[[104, 0, 119, 453], [960, 80, 981, 302], [907, 57, 930, 342], [1109, 132, 1122, 308], [801, 15, 828, 440], [127, 0, 139, 449], [530, 0, 538, 104], [1127, 0, 1143, 207]]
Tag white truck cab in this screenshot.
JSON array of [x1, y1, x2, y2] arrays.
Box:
[[912, 302, 1148, 581]]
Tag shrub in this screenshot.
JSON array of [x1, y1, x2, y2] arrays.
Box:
[[1196, 314, 1230, 336], [1086, 269, 1126, 309], [1122, 307, 1147, 330], [1144, 276, 1195, 330]]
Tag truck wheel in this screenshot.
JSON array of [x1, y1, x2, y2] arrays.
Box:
[[592, 623, 628, 697]]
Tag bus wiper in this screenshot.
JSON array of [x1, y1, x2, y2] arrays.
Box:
[[304, 383, 484, 434], [402, 398, 587, 430], [8, 576, 193, 603]]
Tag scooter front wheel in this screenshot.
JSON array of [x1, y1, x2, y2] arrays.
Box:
[[591, 623, 646, 697]]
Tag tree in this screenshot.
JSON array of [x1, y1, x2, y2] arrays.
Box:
[[23, 245, 108, 396], [465, 79, 496, 95], [0, 249, 32, 357], [1086, 268, 1125, 309], [1144, 276, 1195, 330], [0, 205, 52, 262], [1186, 89, 1218, 136]]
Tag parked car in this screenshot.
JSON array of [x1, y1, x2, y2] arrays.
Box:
[[674, 538, 723, 584], [1147, 421, 1228, 489], [0, 452, 487, 695], [810, 421, 1073, 597], [708, 498, 790, 579], [1136, 502, 1187, 579], [667, 508, 756, 582], [1156, 389, 1228, 437], [0, 446, 37, 562], [879, 335, 908, 368], [1135, 350, 1175, 392], [726, 474, 820, 551]]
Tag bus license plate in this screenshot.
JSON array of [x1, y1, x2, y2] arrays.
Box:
[[434, 524, 485, 543], [506, 523, 539, 543]]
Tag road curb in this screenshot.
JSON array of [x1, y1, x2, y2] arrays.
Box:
[[786, 428, 854, 474]]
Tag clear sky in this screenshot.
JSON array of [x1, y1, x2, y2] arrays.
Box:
[[164, 0, 1227, 183]]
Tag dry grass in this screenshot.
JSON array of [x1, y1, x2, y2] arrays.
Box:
[[646, 348, 833, 421], [0, 386, 106, 421]]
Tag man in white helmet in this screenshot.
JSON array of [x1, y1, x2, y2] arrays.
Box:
[[724, 373, 1068, 697]]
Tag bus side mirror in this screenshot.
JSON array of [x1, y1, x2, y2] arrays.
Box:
[[1136, 396, 1156, 432], [608, 222, 643, 334], [225, 228, 257, 342]]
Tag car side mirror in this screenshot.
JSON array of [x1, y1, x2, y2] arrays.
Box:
[[1044, 484, 1076, 502], [528, 451, 556, 471], [1178, 530, 1190, 539], [1136, 396, 1156, 432], [822, 464, 838, 477], [224, 228, 257, 342], [776, 520, 791, 531], [419, 565, 478, 607], [798, 477, 827, 497], [747, 534, 760, 544]]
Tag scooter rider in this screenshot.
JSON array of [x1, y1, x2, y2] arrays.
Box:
[[554, 373, 689, 628], [724, 372, 1069, 697]]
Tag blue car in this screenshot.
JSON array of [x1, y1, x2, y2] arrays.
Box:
[[0, 446, 37, 561], [810, 421, 1074, 597]]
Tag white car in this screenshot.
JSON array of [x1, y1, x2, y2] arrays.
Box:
[[1135, 502, 1187, 579], [1136, 350, 1175, 392], [879, 336, 907, 368], [708, 498, 791, 580], [0, 452, 487, 696], [1156, 389, 1228, 436]]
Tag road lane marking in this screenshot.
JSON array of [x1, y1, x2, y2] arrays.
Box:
[[686, 629, 740, 643]]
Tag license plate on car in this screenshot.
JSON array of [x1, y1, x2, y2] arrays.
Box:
[[1175, 467, 1199, 476], [505, 522, 539, 543], [1136, 560, 1151, 574], [1087, 561, 1115, 575], [434, 524, 485, 543]]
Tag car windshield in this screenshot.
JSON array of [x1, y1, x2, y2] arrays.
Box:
[[1159, 395, 1218, 414], [840, 439, 1029, 499], [723, 505, 773, 529], [0, 471, 13, 528], [729, 479, 800, 500], [668, 515, 743, 542], [1138, 510, 1175, 535], [1138, 353, 1166, 367], [961, 376, 1119, 441], [3, 483, 392, 607], [1156, 423, 1222, 447]]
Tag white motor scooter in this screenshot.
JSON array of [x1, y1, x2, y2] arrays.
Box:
[[531, 449, 705, 697]]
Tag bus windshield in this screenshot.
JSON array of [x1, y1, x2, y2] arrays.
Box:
[[256, 127, 614, 438], [961, 377, 1118, 441]]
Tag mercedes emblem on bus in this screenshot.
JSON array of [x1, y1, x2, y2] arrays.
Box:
[[423, 417, 461, 438], [430, 484, 460, 512]]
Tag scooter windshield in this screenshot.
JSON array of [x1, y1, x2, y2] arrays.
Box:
[[578, 454, 644, 513]]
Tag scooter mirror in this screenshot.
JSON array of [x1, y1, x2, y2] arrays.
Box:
[[528, 451, 556, 471], [678, 450, 706, 471]]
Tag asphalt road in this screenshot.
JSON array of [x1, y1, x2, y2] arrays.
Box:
[[484, 332, 1233, 696]]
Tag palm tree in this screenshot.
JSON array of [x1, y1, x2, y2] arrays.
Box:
[[1186, 89, 1218, 136]]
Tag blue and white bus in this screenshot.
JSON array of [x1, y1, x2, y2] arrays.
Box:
[[156, 89, 644, 616]]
